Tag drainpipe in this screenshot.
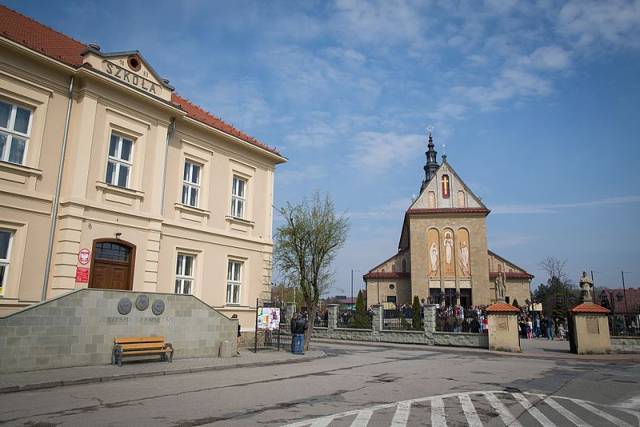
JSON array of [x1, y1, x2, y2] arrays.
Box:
[[41, 76, 75, 301]]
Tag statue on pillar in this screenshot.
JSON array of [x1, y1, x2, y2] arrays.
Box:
[[579, 271, 593, 303], [495, 271, 506, 303]]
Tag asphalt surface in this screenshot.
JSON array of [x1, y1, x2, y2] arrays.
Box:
[[1, 341, 638, 426]]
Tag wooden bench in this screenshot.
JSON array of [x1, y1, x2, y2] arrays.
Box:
[[112, 336, 174, 366]]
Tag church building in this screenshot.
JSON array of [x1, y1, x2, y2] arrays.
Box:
[[364, 133, 533, 308]]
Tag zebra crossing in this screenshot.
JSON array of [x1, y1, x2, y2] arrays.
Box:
[[282, 390, 640, 427]]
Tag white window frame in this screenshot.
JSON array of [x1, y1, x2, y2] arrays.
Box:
[[105, 132, 134, 188], [175, 253, 195, 295], [0, 229, 13, 296], [231, 175, 246, 219], [226, 260, 242, 305], [181, 160, 201, 208], [0, 99, 33, 165]]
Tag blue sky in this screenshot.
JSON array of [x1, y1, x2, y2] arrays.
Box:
[[8, 0, 640, 294]]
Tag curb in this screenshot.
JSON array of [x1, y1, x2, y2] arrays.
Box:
[[0, 352, 326, 395]]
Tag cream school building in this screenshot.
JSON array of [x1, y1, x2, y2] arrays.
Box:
[[0, 5, 286, 328]]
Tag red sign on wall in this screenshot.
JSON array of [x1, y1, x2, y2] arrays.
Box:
[[75, 267, 89, 283]]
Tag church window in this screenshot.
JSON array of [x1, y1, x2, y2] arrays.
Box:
[[402, 259, 407, 273], [457, 190, 466, 207], [391, 264, 396, 272], [441, 175, 450, 198], [389, 284, 395, 290]]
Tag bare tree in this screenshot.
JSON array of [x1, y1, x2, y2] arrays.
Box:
[[274, 192, 349, 349], [538, 256, 570, 284]]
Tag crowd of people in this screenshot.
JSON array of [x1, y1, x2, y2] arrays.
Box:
[[435, 305, 488, 333], [517, 312, 567, 340]]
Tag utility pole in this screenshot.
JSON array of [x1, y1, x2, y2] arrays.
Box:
[[590, 270, 596, 303], [351, 269, 354, 304], [621, 271, 629, 313]]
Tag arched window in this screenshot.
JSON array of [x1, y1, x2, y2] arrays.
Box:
[[94, 241, 131, 262], [428, 191, 436, 208], [402, 259, 407, 273], [457, 190, 466, 207]]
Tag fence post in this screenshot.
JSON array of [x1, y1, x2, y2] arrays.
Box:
[[327, 304, 338, 330], [424, 304, 436, 344], [372, 304, 383, 333]]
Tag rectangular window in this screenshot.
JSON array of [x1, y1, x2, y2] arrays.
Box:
[[0, 99, 32, 165], [231, 175, 246, 219], [105, 133, 133, 188], [181, 161, 201, 207], [226, 260, 242, 304], [0, 230, 12, 295], [175, 253, 195, 295]]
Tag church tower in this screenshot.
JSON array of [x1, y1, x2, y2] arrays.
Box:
[[420, 133, 439, 194]]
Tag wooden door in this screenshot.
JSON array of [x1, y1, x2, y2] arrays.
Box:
[[89, 240, 135, 291]]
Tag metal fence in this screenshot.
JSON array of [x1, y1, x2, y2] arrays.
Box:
[[337, 310, 372, 329], [608, 312, 640, 336], [382, 308, 422, 331]]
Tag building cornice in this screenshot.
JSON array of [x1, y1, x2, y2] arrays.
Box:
[[407, 208, 491, 216]]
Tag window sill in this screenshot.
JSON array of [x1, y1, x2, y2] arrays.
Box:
[[225, 215, 254, 228], [0, 160, 43, 177], [174, 203, 210, 218], [96, 181, 145, 199]]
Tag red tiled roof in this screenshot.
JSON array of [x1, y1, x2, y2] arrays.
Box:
[[490, 272, 534, 280], [407, 208, 490, 216], [363, 272, 410, 280], [0, 5, 281, 158], [571, 303, 610, 314], [171, 93, 281, 156], [486, 302, 520, 313], [0, 5, 85, 66], [597, 288, 640, 313]]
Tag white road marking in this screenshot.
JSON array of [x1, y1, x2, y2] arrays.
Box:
[[431, 396, 447, 427], [542, 397, 591, 427], [573, 400, 633, 427], [485, 392, 523, 427], [617, 395, 640, 410], [513, 392, 555, 426], [390, 400, 411, 427], [350, 409, 373, 427], [458, 393, 483, 427], [310, 416, 335, 427], [282, 390, 638, 427]]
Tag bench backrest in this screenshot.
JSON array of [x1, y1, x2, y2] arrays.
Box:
[[114, 336, 165, 345]]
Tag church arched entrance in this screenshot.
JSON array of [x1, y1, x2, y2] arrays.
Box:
[[88, 239, 135, 291]]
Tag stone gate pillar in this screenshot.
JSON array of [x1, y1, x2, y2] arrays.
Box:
[[570, 303, 611, 354], [423, 304, 436, 345], [327, 304, 338, 330], [371, 304, 383, 333], [487, 303, 521, 352]]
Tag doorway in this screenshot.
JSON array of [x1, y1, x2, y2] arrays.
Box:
[[88, 239, 135, 291]]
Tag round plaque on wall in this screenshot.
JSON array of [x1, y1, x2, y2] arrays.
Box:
[[151, 299, 165, 316], [135, 294, 149, 311], [117, 298, 132, 315]]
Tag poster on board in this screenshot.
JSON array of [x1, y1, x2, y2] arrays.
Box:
[[257, 307, 280, 330]]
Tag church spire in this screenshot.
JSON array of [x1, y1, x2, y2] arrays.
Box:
[[420, 131, 439, 193]]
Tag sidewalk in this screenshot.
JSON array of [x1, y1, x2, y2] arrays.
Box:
[[312, 338, 640, 362], [0, 349, 325, 394]]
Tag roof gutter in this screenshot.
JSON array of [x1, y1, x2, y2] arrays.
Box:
[[41, 75, 75, 301]]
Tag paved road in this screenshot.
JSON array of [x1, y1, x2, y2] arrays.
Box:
[[1, 342, 638, 426]]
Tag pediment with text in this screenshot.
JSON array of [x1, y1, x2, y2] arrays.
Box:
[[83, 48, 173, 101]]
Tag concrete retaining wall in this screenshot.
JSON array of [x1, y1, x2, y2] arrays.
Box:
[[610, 336, 640, 353], [434, 332, 489, 348], [0, 288, 237, 373]]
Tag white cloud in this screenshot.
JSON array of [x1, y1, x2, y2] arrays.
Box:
[[492, 195, 640, 214], [349, 131, 423, 172], [524, 45, 571, 71], [558, 0, 640, 48]]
